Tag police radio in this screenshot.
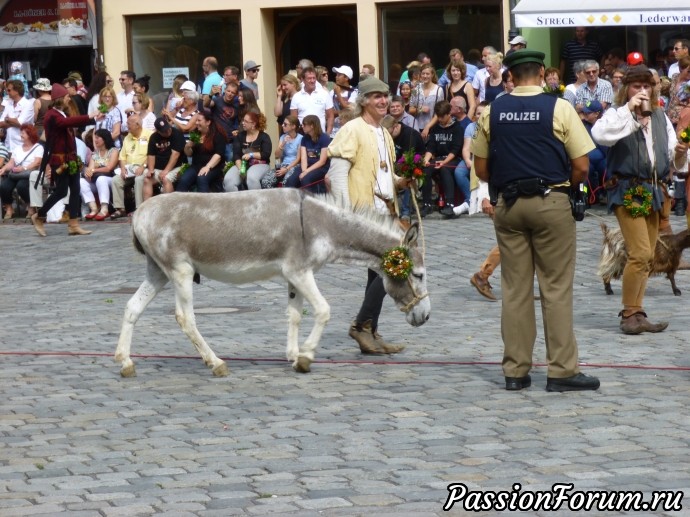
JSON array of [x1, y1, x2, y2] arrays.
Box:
[[571, 183, 586, 221]]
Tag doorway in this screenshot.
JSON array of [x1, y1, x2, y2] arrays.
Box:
[[274, 6, 358, 84]]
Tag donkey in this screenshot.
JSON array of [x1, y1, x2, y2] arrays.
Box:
[[114, 189, 431, 377]]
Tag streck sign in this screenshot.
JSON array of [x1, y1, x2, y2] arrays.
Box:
[[515, 10, 690, 27]]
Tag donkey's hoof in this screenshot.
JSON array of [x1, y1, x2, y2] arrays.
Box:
[[293, 356, 312, 373], [212, 362, 229, 377], [120, 364, 136, 378]]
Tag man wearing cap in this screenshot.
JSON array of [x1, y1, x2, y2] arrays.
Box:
[[327, 76, 414, 355], [110, 112, 152, 219], [0, 80, 34, 153], [331, 65, 357, 114], [142, 116, 186, 201], [472, 49, 600, 392], [507, 35, 527, 56], [592, 64, 688, 335], [241, 60, 260, 100], [291, 66, 335, 135]]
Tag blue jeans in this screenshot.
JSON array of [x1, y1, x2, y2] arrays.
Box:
[[398, 189, 411, 217], [176, 165, 222, 192], [224, 143, 234, 163], [454, 161, 471, 204]]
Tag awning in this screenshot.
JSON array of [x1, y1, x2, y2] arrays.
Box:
[[512, 0, 690, 27]]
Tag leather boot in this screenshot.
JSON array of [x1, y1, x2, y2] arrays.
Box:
[[349, 320, 385, 354], [31, 213, 46, 237], [68, 218, 92, 236], [372, 330, 405, 354], [619, 311, 668, 334]]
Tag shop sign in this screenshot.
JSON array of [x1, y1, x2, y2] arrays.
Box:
[[0, 0, 95, 49], [163, 67, 190, 89]]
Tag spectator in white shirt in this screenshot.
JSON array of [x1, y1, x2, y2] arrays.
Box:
[[0, 80, 35, 153], [290, 67, 335, 135]]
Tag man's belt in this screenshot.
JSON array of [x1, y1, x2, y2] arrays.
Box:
[[498, 178, 569, 207]]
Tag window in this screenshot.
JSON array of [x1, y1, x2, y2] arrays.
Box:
[[129, 13, 241, 96], [381, 2, 502, 84]]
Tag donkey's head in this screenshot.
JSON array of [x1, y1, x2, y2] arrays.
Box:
[[380, 223, 431, 327]]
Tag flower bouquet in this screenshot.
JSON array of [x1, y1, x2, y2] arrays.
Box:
[[394, 149, 425, 188], [97, 103, 109, 114], [178, 163, 190, 176], [542, 83, 565, 97], [188, 131, 201, 144], [55, 156, 84, 176]]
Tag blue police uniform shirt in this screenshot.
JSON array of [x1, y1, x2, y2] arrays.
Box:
[[488, 93, 569, 190]]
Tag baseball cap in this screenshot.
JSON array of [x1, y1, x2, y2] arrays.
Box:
[[509, 35, 527, 46], [582, 100, 603, 114], [627, 51, 644, 66], [180, 80, 196, 91], [244, 60, 261, 71], [155, 116, 171, 132], [332, 65, 353, 80]]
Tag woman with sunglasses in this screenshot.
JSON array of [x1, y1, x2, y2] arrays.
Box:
[[273, 115, 302, 185], [315, 66, 335, 91], [94, 86, 122, 148], [176, 109, 226, 193], [132, 92, 155, 130]]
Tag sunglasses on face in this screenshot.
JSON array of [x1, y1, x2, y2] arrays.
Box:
[[248, 68, 259, 73]]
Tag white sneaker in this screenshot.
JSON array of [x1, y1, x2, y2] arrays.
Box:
[[453, 202, 470, 215]]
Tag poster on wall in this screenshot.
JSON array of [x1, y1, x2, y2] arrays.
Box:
[[0, 0, 96, 49]]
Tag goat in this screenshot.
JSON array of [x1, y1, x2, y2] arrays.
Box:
[[597, 222, 690, 296]]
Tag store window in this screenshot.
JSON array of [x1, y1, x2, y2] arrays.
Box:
[[129, 12, 241, 97], [381, 2, 502, 87]]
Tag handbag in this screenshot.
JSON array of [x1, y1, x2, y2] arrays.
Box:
[[9, 144, 40, 179]]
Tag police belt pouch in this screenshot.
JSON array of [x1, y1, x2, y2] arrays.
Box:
[[500, 178, 549, 207]]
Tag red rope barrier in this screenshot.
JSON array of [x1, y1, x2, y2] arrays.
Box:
[[2, 350, 689, 371]]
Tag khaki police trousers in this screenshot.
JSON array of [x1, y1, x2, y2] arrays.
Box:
[[494, 192, 580, 379]]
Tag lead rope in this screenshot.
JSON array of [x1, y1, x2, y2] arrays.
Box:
[[397, 188, 428, 314]]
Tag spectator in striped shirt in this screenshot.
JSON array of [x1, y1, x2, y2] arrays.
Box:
[[575, 60, 613, 114], [559, 26, 603, 85]]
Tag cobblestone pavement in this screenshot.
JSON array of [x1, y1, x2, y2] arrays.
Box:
[[2, 206, 690, 516]]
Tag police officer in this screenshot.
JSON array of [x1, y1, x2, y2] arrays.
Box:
[[471, 49, 600, 392]]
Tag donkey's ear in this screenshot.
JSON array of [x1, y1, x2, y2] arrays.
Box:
[[403, 222, 419, 248]]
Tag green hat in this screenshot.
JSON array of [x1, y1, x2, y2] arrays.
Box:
[[503, 49, 545, 69], [357, 76, 390, 96]]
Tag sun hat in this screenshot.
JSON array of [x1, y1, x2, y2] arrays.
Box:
[[33, 78, 51, 91]]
